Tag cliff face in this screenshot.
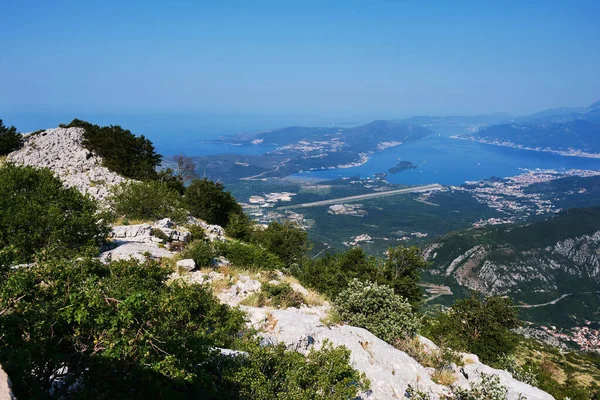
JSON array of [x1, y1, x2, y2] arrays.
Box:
[[425, 209, 600, 298], [7, 127, 127, 201]]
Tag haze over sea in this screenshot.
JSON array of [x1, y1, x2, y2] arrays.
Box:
[[10, 111, 600, 187]]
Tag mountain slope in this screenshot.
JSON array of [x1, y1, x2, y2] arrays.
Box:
[[468, 119, 600, 154], [424, 207, 600, 300], [233, 120, 432, 152]]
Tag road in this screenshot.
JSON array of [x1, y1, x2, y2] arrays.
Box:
[[277, 184, 444, 210], [516, 294, 571, 308]]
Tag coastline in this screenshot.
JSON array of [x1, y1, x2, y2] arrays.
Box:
[[452, 135, 600, 159]]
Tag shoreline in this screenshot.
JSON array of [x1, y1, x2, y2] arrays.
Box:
[[452, 136, 600, 159]]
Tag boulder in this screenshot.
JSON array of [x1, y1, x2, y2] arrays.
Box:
[[111, 224, 153, 241], [0, 364, 15, 400], [99, 241, 173, 263], [176, 259, 196, 271]]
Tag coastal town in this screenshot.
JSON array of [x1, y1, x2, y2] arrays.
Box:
[[540, 323, 600, 352], [454, 135, 600, 159], [456, 168, 600, 226]]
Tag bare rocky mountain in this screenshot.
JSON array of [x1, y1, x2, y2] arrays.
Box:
[[7, 127, 128, 201]]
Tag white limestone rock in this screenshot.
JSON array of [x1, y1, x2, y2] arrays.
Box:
[[99, 241, 173, 263], [7, 127, 128, 202], [176, 259, 196, 271], [0, 364, 15, 400], [111, 224, 153, 242]]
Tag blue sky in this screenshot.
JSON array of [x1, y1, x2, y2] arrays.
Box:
[[1, 0, 599, 122]]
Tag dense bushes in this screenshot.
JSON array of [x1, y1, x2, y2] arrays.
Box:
[[0, 255, 369, 399], [0, 257, 246, 398], [335, 279, 420, 343], [252, 221, 310, 266], [0, 164, 108, 268], [424, 294, 520, 364], [220, 340, 369, 399], [181, 240, 216, 268], [0, 120, 23, 156], [297, 245, 427, 306], [62, 119, 162, 181], [109, 181, 188, 223], [184, 178, 244, 227], [214, 240, 284, 271]]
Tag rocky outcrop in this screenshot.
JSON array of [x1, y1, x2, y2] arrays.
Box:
[[7, 127, 127, 201], [426, 230, 600, 296], [0, 364, 15, 400], [100, 218, 194, 263], [172, 269, 553, 400]]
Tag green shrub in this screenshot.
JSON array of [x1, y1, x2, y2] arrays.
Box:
[[380, 245, 429, 307], [496, 354, 539, 387], [424, 294, 520, 364], [214, 240, 283, 271], [184, 178, 243, 227], [109, 181, 188, 223], [0, 120, 23, 156], [252, 221, 309, 267], [448, 373, 514, 400], [297, 247, 379, 298], [186, 224, 206, 241], [220, 340, 369, 399], [157, 167, 186, 194], [0, 257, 246, 399], [150, 228, 170, 242], [335, 279, 420, 343], [0, 164, 108, 268], [225, 212, 254, 241], [181, 240, 215, 268], [297, 245, 427, 306], [260, 282, 305, 308], [62, 119, 162, 181]]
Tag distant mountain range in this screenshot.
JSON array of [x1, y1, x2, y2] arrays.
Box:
[[460, 100, 600, 155], [231, 120, 431, 154]]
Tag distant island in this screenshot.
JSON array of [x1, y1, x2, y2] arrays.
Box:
[[388, 160, 417, 174]]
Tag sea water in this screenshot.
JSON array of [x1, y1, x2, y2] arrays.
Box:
[[291, 135, 600, 186]]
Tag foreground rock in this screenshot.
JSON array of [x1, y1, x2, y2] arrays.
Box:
[[173, 269, 554, 400], [0, 364, 15, 400], [7, 127, 127, 201]]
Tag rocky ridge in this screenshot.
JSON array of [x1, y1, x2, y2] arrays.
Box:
[[7, 127, 127, 201], [171, 268, 553, 400]]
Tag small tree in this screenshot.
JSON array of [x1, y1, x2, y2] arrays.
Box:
[[425, 293, 520, 364], [381, 246, 429, 307], [297, 247, 378, 298], [252, 221, 309, 267], [225, 212, 254, 241], [184, 178, 243, 227], [0, 120, 23, 155], [174, 153, 197, 184], [109, 181, 188, 223], [335, 279, 420, 343]]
